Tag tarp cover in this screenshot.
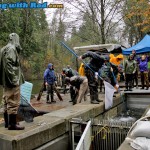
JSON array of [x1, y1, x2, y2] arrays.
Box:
[[122, 35, 150, 55], [74, 44, 122, 53]]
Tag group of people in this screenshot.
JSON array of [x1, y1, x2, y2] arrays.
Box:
[[44, 49, 150, 106], [44, 51, 123, 105], [77, 51, 121, 104], [61, 51, 123, 105], [1, 33, 150, 132], [124, 50, 150, 91]]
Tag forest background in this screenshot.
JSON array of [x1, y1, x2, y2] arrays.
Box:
[[0, 0, 150, 80]]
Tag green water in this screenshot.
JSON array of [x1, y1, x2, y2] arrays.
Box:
[[0, 80, 43, 104]]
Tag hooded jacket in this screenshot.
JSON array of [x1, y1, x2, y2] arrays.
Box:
[[44, 63, 56, 84], [81, 51, 104, 72], [98, 62, 118, 86], [109, 54, 123, 66], [65, 68, 75, 77], [78, 63, 85, 76], [138, 57, 149, 72], [0, 33, 24, 88], [124, 56, 137, 74]]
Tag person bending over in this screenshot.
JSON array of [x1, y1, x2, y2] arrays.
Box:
[[65, 76, 88, 105], [79, 51, 104, 104]]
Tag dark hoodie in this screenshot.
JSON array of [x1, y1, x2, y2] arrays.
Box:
[[44, 63, 56, 84], [81, 51, 104, 72]]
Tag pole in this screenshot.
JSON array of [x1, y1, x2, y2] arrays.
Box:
[[60, 41, 103, 80]]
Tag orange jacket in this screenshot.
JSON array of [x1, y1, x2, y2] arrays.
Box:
[[109, 54, 124, 66], [78, 63, 85, 76]]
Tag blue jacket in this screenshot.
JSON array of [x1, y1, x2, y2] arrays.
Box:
[[44, 63, 56, 84]]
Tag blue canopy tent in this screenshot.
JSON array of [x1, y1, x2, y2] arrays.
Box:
[[122, 34, 150, 55]]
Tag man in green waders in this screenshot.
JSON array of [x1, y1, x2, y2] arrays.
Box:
[[0, 33, 25, 130]]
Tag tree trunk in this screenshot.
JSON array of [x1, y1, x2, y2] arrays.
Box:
[[101, 0, 105, 44]]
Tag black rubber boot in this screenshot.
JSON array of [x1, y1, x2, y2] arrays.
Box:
[[46, 95, 49, 101], [69, 86, 74, 102], [4, 112, 8, 128], [95, 93, 103, 102], [73, 101, 76, 105], [51, 95, 56, 103], [146, 87, 149, 90], [8, 114, 25, 130], [124, 85, 128, 91], [46, 95, 49, 102], [90, 95, 99, 104], [46, 95, 51, 104], [129, 87, 132, 91]]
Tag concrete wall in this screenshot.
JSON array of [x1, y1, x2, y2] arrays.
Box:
[[0, 94, 124, 150], [35, 134, 69, 150]]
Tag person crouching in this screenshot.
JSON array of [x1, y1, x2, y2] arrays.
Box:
[[65, 76, 88, 105], [44, 63, 57, 104]]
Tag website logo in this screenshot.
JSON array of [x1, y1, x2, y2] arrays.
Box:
[[0, 1, 64, 9]]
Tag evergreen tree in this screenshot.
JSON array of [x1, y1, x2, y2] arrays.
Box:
[[0, 0, 49, 79]]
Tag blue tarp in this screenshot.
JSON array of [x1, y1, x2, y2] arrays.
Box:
[[122, 35, 150, 55]]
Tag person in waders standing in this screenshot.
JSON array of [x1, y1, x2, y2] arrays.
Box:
[[44, 63, 57, 104], [79, 51, 105, 104], [0, 33, 25, 130]]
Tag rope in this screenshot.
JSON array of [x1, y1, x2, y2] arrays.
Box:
[[91, 126, 111, 141]]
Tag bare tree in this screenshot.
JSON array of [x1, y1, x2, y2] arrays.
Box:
[[63, 0, 124, 44]]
